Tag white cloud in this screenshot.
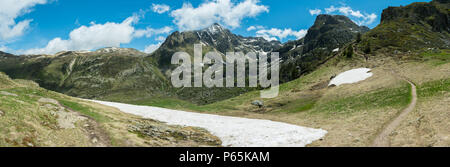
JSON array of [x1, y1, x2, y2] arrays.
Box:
[[171, 0, 269, 31], [324, 5, 377, 25], [256, 28, 307, 41], [133, 26, 173, 38], [155, 36, 166, 42], [0, 0, 48, 41], [246, 25, 264, 31], [152, 4, 170, 14], [0, 45, 8, 52], [247, 26, 257, 31], [309, 9, 322, 15], [21, 14, 172, 55], [22, 16, 137, 54], [144, 42, 162, 54]]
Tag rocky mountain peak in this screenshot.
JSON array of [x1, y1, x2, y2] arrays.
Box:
[[302, 14, 370, 53], [308, 14, 370, 35], [158, 23, 280, 55], [203, 23, 226, 34], [275, 14, 371, 82], [314, 14, 355, 26]]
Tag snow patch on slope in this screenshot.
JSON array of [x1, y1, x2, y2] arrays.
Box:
[[92, 100, 327, 147], [332, 48, 339, 52], [329, 68, 373, 86]]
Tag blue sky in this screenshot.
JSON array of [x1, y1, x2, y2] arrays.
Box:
[[0, 0, 430, 55]]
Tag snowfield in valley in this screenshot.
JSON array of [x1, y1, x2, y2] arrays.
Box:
[[329, 68, 373, 86], [92, 100, 327, 147]]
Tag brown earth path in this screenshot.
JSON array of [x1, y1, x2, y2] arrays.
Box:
[[372, 80, 417, 147]]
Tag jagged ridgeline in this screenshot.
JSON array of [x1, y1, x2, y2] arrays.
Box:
[[152, 23, 281, 71]]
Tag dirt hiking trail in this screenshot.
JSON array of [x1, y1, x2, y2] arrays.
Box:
[[372, 80, 417, 147]]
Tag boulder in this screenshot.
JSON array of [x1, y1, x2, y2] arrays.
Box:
[[251, 100, 264, 108]]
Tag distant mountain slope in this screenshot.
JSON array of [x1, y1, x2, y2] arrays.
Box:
[[0, 48, 170, 102], [359, 0, 450, 52], [278, 14, 370, 82]]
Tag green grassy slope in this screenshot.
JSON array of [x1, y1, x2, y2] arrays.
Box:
[[0, 72, 220, 147], [134, 48, 449, 146]]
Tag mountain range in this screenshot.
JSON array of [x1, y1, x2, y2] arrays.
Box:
[[0, 11, 376, 104]]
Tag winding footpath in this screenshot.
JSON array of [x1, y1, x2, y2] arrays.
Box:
[[372, 80, 417, 147], [92, 100, 327, 147]]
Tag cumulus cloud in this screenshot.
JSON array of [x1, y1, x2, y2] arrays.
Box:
[[309, 9, 322, 15], [22, 16, 137, 54], [144, 42, 162, 54], [0, 45, 8, 52], [247, 26, 257, 31], [22, 14, 172, 55], [256, 28, 307, 41], [246, 25, 264, 31], [155, 36, 166, 42], [143, 36, 167, 54], [0, 0, 48, 41], [324, 5, 377, 25], [152, 4, 170, 14], [171, 0, 268, 31], [134, 26, 173, 38]]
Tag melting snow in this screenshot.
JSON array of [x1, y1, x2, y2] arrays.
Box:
[[75, 50, 92, 54], [329, 68, 373, 86], [290, 45, 297, 51], [98, 47, 121, 53], [332, 48, 340, 52], [92, 100, 327, 147]]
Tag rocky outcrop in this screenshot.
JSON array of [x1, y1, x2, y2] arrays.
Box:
[[128, 119, 221, 146], [362, 0, 450, 51], [381, 0, 449, 32]]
